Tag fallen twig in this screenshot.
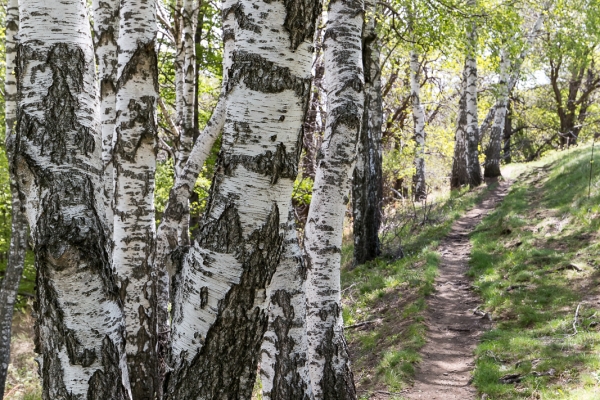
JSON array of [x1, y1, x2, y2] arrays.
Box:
[[572, 303, 582, 335], [345, 319, 382, 329]]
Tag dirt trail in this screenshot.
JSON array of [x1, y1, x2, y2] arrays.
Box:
[[403, 180, 511, 400]]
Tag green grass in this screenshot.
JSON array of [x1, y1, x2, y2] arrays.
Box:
[[343, 179, 496, 396], [469, 144, 600, 399]]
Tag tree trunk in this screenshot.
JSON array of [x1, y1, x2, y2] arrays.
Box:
[[14, 1, 130, 398], [353, 0, 382, 266], [503, 101, 512, 163], [465, 9, 482, 187], [92, 0, 119, 235], [410, 50, 426, 200], [112, 0, 159, 397], [483, 50, 510, 178], [164, 0, 319, 397], [0, 2, 27, 395], [260, 205, 313, 400], [450, 75, 470, 189], [305, 0, 364, 397]]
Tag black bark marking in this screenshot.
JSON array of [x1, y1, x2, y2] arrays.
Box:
[[87, 336, 131, 400], [282, 0, 321, 50], [224, 142, 298, 184], [200, 286, 209, 308], [223, 3, 262, 34], [317, 325, 356, 400], [226, 51, 310, 98]]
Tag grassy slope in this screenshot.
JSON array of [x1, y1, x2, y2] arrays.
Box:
[[342, 181, 495, 398], [469, 145, 600, 399]]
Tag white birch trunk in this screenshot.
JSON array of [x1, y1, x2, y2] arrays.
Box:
[[353, 0, 383, 265], [14, 1, 130, 398], [260, 205, 313, 400], [112, 0, 159, 397], [0, 2, 27, 395], [165, 0, 319, 397], [450, 74, 469, 189], [305, 0, 364, 397], [175, 0, 199, 178], [483, 50, 510, 178], [410, 50, 426, 200], [465, 9, 482, 187], [92, 0, 119, 235]]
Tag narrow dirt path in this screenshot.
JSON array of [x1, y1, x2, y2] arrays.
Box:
[[403, 180, 511, 400]]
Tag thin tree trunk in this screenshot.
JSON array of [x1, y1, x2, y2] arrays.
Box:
[[164, 0, 319, 397], [353, 0, 382, 266], [112, 0, 159, 397], [92, 0, 119, 235], [503, 101, 512, 163], [14, 1, 130, 398], [483, 50, 510, 178], [305, 0, 364, 397], [410, 50, 426, 200], [479, 6, 551, 172], [260, 205, 313, 400], [450, 75, 470, 189], [465, 7, 482, 187], [0, 2, 27, 395]]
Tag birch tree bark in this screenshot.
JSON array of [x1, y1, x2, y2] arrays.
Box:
[[92, 0, 119, 235], [450, 75, 470, 189], [483, 50, 510, 178], [14, 1, 130, 398], [305, 0, 364, 397], [260, 205, 313, 400], [164, 0, 319, 397], [0, 1, 28, 395], [410, 50, 427, 200], [465, 7, 482, 187], [483, 9, 548, 177], [112, 0, 159, 397], [353, 0, 382, 266]]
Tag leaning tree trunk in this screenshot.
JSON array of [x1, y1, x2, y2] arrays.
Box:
[[14, 1, 130, 398], [92, 0, 119, 235], [465, 7, 482, 187], [164, 0, 320, 397], [260, 205, 313, 400], [410, 50, 427, 200], [450, 75, 470, 189], [0, 1, 28, 396], [482, 7, 548, 173], [305, 0, 364, 397], [503, 101, 513, 163], [353, 0, 382, 266], [112, 0, 159, 397], [484, 50, 510, 178]]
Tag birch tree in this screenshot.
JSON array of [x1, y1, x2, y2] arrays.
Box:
[[92, 0, 119, 235], [483, 6, 549, 177], [13, 0, 130, 397], [353, 0, 382, 265], [465, 1, 482, 187], [260, 206, 313, 400], [164, 0, 320, 396], [450, 75, 470, 189], [305, 0, 364, 397], [0, 1, 27, 396], [112, 0, 159, 396], [410, 50, 427, 199]]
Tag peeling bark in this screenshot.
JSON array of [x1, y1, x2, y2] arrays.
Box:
[[0, 2, 27, 395], [14, 1, 130, 398], [410, 50, 426, 200], [112, 0, 159, 397], [352, 0, 382, 266], [165, 0, 318, 397], [305, 0, 364, 397], [260, 205, 313, 400]]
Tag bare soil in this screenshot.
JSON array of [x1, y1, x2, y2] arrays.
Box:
[[403, 180, 511, 400]]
